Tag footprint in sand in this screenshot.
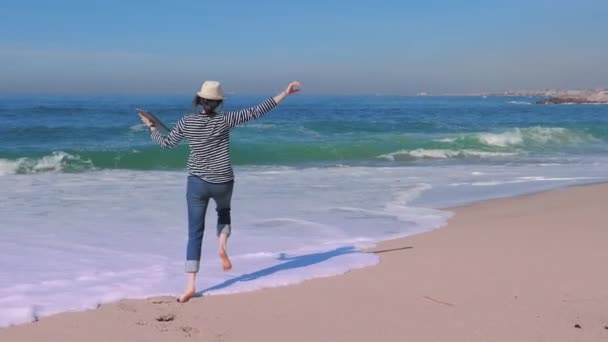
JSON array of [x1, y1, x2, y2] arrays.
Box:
[[180, 326, 199, 338], [155, 314, 175, 322], [150, 299, 174, 305]]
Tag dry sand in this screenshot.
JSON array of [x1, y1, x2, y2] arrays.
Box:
[[2, 183, 607, 341]]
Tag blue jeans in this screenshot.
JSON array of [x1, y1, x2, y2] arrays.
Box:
[[185, 175, 234, 273]]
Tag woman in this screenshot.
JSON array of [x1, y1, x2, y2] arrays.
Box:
[[139, 80, 301, 302]]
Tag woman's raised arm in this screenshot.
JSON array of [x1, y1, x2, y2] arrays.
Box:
[[223, 81, 301, 128]]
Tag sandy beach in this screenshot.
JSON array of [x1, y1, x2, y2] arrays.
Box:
[[2, 183, 607, 341]]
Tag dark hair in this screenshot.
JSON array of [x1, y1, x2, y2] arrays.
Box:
[[192, 95, 223, 114]]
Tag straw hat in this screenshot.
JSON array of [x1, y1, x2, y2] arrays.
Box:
[[197, 81, 224, 100]]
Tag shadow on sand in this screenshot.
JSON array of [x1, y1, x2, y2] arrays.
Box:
[[200, 246, 358, 295], [200, 245, 413, 295]]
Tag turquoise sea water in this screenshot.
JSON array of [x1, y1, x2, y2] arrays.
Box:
[[2, 95, 608, 172]]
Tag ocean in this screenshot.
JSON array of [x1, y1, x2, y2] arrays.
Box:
[[1, 94, 607, 326]]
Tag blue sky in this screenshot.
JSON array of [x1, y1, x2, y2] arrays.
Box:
[[1, 0, 607, 95]]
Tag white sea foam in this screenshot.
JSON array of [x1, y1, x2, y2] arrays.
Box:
[[0, 167, 449, 326], [435, 127, 596, 149], [508, 101, 532, 105], [0, 160, 20, 176], [467, 176, 602, 187], [129, 123, 147, 132], [379, 149, 517, 161], [0, 152, 93, 176], [478, 130, 524, 147], [434, 137, 457, 143], [477, 127, 593, 147], [518, 126, 594, 145]]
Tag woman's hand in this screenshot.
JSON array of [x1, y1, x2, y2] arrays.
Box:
[[138, 113, 156, 130], [274, 81, 301, 104], [284, 81, 302, 96]]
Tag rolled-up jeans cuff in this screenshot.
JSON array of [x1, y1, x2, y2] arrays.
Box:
[[185, 260, 200, 273], [217, 224, 231, 237]]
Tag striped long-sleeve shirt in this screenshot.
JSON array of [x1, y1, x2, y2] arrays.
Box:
[[150, 98, 277, 183]]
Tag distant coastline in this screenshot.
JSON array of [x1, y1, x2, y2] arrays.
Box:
[[415, 88, 608, 104], [534, 90, 608, 104]]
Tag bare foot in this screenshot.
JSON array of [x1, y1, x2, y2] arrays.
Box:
[[177, 288, 196, 303], [219, 249, 232, 271]]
